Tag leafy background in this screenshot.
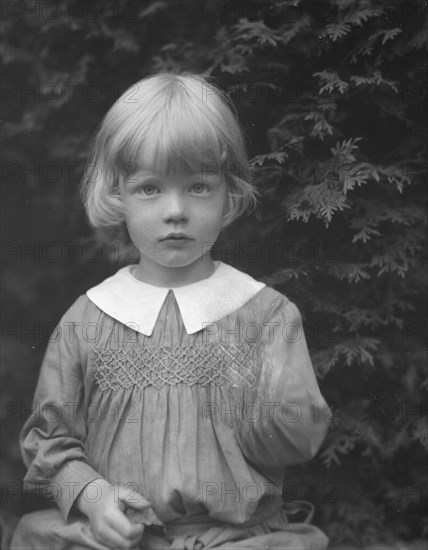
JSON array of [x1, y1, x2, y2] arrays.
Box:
[[2, 0, 427, 547]]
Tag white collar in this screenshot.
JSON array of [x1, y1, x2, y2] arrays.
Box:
[[86, 261, 265, 336]]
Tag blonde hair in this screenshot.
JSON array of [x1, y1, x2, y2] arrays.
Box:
[[81, 72, 258, 228]]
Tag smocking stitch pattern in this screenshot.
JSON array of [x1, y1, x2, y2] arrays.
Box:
[[92, 344, 257, 391]]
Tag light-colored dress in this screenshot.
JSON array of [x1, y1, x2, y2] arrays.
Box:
[[11, 262, 330, 549]]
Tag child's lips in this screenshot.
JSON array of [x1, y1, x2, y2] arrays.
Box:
[[159, 234, 194, 248], [160, 233, 193, 242]]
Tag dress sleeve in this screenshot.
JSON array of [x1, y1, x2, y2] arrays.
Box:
[[20, 296, 104, 520], [230, 297, 331, 468]]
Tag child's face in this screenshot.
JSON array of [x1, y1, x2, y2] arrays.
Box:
[[120, 165, 227, 276]]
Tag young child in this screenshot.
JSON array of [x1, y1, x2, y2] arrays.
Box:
[[11, 72, 331, 550]]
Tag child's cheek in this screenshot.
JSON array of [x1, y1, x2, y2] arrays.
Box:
[[125, 216, 154, 248]]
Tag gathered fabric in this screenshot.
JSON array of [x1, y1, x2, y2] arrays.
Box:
[[11, 270, 330, 550]]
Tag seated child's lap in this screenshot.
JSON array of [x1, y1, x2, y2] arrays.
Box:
[[10, 507, 328, 550]]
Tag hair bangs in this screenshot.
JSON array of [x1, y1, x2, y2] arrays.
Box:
[[119, 99, 225, 180]]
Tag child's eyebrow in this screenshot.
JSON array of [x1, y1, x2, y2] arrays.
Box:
[[123, 170, 223, 187], [191, 173, 222, 183], [124, 171, 158, 185]]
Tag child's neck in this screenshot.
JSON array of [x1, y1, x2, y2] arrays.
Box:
[[133, 257, 216, 288]]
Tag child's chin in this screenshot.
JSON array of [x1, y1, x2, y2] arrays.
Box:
[[160, 253, 203, 269]]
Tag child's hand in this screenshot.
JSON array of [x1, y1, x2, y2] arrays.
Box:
[[76, 478, 150, 549]]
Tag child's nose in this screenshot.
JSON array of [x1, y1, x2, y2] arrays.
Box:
[[162, 192, 189, 223]]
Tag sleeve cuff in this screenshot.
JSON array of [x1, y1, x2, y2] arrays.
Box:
[[52, 460, 106, 520]]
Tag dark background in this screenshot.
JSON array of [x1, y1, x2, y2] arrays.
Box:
[[2, 1, 427, 547]]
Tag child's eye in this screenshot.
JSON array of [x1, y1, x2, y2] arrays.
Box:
[[139, 184, 159, 196], [190, 183, 208, 194]]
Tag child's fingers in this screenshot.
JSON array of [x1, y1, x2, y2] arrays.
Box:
[[108, 511, 145, 542], [125, 504, 165, 529]]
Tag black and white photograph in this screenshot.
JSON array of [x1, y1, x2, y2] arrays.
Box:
[[1, 1, 427, 548]]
